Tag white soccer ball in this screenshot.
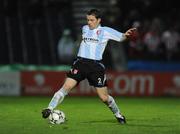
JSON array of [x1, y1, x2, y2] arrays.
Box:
[[48, 110, 66, 124]]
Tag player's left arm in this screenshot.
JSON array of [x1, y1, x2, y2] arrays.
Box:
[[123, 28, 138, 41], [104, 27, 138, 42]]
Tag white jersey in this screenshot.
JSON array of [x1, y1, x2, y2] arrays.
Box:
[[77, 25, 125, 60]]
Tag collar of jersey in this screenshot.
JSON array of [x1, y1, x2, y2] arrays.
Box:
[[89, 24, 101, 30]]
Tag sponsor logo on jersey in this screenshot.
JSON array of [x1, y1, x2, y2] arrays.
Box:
[[96, 30, 101, 35], [83, 37, 99, 43]]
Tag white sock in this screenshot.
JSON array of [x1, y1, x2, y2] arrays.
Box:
[[48, 88, 68, 110], [107, 95, 122, 117]]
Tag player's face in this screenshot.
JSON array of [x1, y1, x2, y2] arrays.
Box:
[[86, 15, 101, 30]]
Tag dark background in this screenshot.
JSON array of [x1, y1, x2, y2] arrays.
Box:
[[0, 0, 179, 70]]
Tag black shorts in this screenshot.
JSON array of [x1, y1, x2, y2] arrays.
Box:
[[67, 57, 107, 87]]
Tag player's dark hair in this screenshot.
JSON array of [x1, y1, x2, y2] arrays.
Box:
[[87, 9, 102, 19]]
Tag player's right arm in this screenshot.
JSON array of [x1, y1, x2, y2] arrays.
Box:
[[104, 27, 137, 42], [76, 25, 87, 47]]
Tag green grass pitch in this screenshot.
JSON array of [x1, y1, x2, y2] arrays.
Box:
[[0, 96, 180, 134]]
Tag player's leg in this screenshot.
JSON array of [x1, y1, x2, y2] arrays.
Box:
[[48, 77, 77, 110], [42, 78, 77, 118], [42, 57, 85, 118], [86, 61, 126, 123], [96, 86, 126, 124]]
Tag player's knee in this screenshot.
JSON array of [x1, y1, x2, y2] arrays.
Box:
[[62, 83, 73, 90], [99, 95, 108, 103], [62, 78, 77, 90]]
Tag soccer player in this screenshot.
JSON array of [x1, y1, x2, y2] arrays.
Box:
[[42, 8, 137, 124]]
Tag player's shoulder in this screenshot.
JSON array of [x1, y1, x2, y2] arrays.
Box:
[[100, 26, 111, 30], [100, 26, 117, 33], [82, 25, 89, 30]]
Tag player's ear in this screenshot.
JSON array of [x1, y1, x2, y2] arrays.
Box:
[[98, 18, 101, 24]]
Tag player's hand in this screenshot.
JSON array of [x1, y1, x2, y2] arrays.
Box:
[[124, 28, 138, 40]]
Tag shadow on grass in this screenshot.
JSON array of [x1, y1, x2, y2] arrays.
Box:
[[126, 123, 169, 128], [126, 118, 171, 128], [81, 119, 117, 124], [81, 119, 173, 128]]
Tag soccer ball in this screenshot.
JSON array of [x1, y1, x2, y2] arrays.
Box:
[[48, 110, 66, 124]]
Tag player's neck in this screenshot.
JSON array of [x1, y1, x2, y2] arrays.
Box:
[[89, 24, 101, 30]]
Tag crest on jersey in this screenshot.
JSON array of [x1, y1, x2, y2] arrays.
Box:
[[71, 69, 78, 74], [96, 30, 101, 35]]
